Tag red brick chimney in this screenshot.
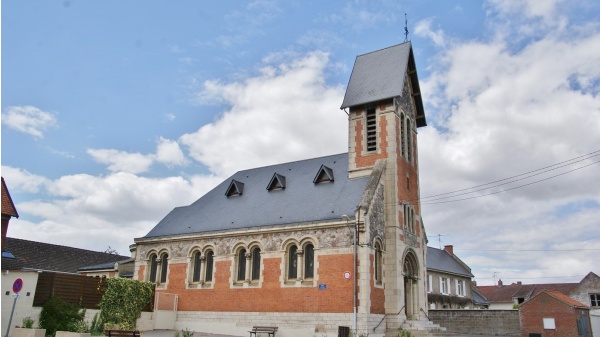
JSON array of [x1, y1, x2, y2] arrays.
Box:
[[444, 245, 454, 255], [498, 279, 503, 286]]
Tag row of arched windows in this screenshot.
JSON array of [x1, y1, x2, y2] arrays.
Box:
[[145, 240, 323, 286], [146, 238, 386, 287], [403, 203, 416, 233]]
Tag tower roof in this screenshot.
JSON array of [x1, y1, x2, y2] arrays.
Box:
[[341, 41, 426, 127]]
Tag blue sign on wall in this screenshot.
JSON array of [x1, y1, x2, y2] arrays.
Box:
[[318, 284, 326, 290]]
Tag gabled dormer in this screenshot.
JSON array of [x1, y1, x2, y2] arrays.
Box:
[[225, 179, 244, 197], [313, 165, 334, 184], [267, 173, 286, 191]]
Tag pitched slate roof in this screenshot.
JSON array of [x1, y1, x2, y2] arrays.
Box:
[[2, 177, 19, 218], [426, 246, 474, 278], [142, 153, 369, 238], [2, 237, 129, 274], [341, 41, 426, 127]]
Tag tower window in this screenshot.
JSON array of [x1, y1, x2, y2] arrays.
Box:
[[366, 107, 377, 152]]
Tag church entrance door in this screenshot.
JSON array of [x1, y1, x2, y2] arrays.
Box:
[[403, 251, 419, 320]]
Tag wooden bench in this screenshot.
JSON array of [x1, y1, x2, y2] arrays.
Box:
[[106, 330, 141, 337], [248, 326, 278, 337]]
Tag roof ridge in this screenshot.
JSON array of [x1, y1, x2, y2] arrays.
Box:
[[236, 152, 348, 174], [355, 41, 411, 58]]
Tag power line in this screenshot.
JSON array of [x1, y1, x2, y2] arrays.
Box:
[[413, 150, 600, 205], [420, 149, 600, 201], [456, 248, 600, 252]]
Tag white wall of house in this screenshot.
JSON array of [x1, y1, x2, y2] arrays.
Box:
[[488, 302, 515, 310], [1, 271, 40, 333]]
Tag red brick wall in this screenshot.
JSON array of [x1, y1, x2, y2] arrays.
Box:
[[156, 254, 355, 313], [520, 293, 589, 337], [353, 109, 389, 169]]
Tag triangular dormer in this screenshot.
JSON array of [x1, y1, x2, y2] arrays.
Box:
[[267, 173, 286, 191], [313, 165, 334, 184], [225, 179, 244, 197]]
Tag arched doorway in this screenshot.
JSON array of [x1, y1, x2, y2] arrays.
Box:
[[403, 251, 420, 320]]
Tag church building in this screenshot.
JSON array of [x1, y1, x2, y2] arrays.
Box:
[[133, 41, 430, 337]]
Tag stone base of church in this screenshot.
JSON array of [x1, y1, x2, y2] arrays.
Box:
[[175, 311, 389, 337]]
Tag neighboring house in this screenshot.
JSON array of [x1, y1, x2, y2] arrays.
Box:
[[1, 237, 130, 330], [133, 41, 431, 337], [520, 290, 592, 337], [477, 272, 600, 314], [426, 245, 480, 309]]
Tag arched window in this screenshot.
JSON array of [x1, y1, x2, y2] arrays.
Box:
[[160, 253, 169, 283], [406, 118, 412, 163], [237, 249, 246, 282], [149, 254, 158, 282], [375, 241, 383, 285], [205, 250, 214, 282], [192, 251, 202, 282], [304, 244, 314, 279], [288, 245, 298, 279], [251, 247, 261, 281]]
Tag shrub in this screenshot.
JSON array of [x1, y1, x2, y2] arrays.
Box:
[[22, 317, 35, 329], [39, 296, 84, 336], [99, 278, 154, 330]]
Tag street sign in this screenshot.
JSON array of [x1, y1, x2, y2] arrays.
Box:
[[12, 278, 23, 294]]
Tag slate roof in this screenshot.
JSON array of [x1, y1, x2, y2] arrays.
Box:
[[77, 258, 134, 271], [2, 237, 129, 274], [2, 177, 19, 218], [471, 286, 490, 306], [340, 41, 426, 127], [426, 246, 474, 278], [142, 153, 369, 239], [477, 282, 580, 303]]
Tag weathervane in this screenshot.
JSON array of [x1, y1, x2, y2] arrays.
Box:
[[404, 13, 409, 41]]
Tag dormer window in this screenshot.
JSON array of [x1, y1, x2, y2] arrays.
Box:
[[313, 165, 334, 184], [225, 179, 244, 197], [267, 173, 286, 191]]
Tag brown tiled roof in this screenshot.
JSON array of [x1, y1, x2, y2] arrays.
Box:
[[544, 290, 588, 308], [2, 237, 129, 274], [1, 177, 19, 218], [477, 281, 580, 303]]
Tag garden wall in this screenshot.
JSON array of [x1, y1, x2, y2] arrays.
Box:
[[428, 310, 520, 336]]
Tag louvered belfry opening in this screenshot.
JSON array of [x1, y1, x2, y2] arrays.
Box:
[[366, 107, 377, 152]]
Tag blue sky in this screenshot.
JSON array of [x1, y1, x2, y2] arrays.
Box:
[[2, 0, 599, 285]]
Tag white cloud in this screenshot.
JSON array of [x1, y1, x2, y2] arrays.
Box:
[[7, 172, 223, 253], [87, 149, 154, 174], [156, 137, 187, 167], [1, 105, 58, 139], [181, 51, 348, 176], [1, 166, 50, 193], [87, 137, 188, 173]]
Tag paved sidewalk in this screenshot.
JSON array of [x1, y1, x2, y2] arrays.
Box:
[[139, 330, 243, 337]]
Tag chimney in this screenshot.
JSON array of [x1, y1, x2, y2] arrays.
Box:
[[517, 281, 522, 285], [498, 279, 503, 286], [444, 245, 454, 255]]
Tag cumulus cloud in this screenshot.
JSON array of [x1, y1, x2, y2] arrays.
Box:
[[1, 105, 58, 139], [6, 171, 223, 252], [181, 51, 348, 176], [88, 137, 187, 173]]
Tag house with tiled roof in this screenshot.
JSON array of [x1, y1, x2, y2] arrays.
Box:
[[426, 245, 487, 309], [476, 272, 600, 314], [520, 290, 592, 337], [132, 41, 436, 337]]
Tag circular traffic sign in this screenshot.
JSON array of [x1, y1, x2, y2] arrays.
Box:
[[12, 278, 23, 293]]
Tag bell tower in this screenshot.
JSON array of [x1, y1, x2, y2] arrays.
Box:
[[341, 41, 429, 329]]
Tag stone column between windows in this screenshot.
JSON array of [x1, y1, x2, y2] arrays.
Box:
[[156, 260, 162, 284], [244, 252, 252, 283], [296, 249, 304, 282], [199, 255, 206, 284]]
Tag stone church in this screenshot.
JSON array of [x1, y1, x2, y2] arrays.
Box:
[[133, 41, 430, 337]]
